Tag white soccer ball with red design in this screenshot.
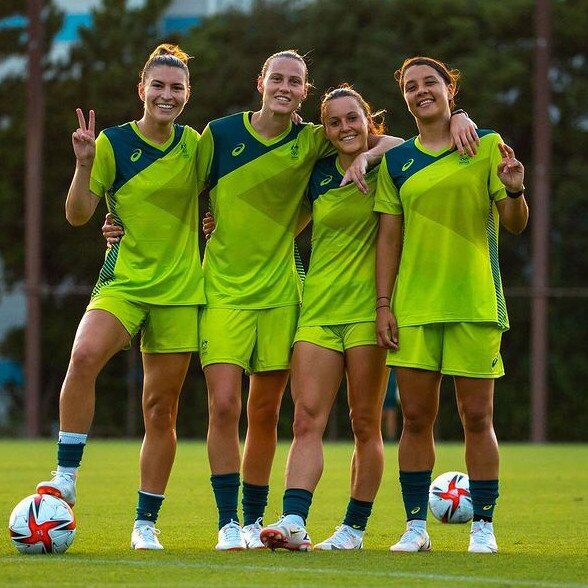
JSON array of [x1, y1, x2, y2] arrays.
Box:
[[8, 493, 76, 554], [429, 471, 473, 524]]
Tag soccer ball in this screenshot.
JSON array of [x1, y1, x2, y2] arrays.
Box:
[[8, 493, 76, 554], [429, 471, 473, 524]]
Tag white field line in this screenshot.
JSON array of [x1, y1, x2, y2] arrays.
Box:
[[1, 557, 586, 588]]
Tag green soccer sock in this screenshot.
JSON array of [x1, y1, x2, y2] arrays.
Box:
[[342, 497, 373, 531], [470, 479, 499, 522], [399, 470, 432, 521], [136, 490, 164, 524], [211, 472, 240, 529], [242, 481, 269, 526], [283, 488, 313, 524]]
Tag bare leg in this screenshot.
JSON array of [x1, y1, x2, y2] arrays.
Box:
[[396, 367, 442, 472], [242, 370, 289, 485], [345, 345, 388, 501], [139, 352, 191, 494], [285, 343, 343, 491], [454, 377, 499, 479], [59, 310, 130, 432], [204, 363, 244, 474]]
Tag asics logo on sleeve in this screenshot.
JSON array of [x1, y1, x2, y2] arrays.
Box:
[[320, 175, 333, 186], [492, 356, 499, 368], [130, 148, 142, 162], [401, 159, 414, 171], [231, 143, 245, 156]]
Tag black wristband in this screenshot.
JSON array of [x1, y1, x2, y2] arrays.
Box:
[[450, 108, 468, 118], [506, 185, 525, 198]]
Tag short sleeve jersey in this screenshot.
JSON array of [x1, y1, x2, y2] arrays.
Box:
[[89, 121, 205, 305], [298, 155, 379, 326], [196, 112, 332, 309], [374, 129, 509, 330]]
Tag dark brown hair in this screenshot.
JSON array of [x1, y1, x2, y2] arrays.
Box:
[[140, 43, 191, 85]]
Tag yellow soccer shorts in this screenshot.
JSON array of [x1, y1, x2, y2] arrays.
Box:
[[293, 321, 377, 353], [386, 322, 505, 378], [199, 305, 299, 373], [87, 294, 199, 353]]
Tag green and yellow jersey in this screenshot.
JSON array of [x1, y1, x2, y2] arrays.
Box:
[[374, 129, 509, 330], [298, 154, 379, 326], [89, 121, 204, 305], [196, 112, 332, 309]]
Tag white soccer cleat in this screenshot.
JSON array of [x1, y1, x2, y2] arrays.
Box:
[[314, 524, 364, 550], [242, 518, 265, 549], [468, 520, 498, 553], [36, 471, 77, 507], [131, 525, 163, 550], [260, 517, 312, 551], [215, 520, 246, 551], [389, 521, 431, 552]]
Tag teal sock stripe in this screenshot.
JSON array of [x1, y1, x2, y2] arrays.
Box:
[[399, 470, 432, 521], [283, 488, 313, 524], [57, 441, 85, 468], [242, 482, 269, 526], [211, 472, 240, 529], [343, 497, 373, 531], [470, 479, 499, 521], [136, 490, 164, 523]]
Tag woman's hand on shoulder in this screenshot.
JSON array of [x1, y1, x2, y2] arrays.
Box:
[[449, 112, 479, 157]]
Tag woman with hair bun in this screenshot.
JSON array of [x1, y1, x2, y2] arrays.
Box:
[[36, 44, 204, 551]]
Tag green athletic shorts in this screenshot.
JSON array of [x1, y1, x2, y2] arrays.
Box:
[[87, 295, 199, 353], [199, 305, 299, 373], [293, 321, 377, 353], [387, 322, 505, 378]]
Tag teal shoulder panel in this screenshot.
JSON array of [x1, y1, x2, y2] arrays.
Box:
[[207, 113, 304, 191], [105, 123, 184, 195], [307, 154, 340, 204]]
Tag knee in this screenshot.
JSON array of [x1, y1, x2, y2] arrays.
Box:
[[209, 395, 240, 426], [461, 407, 493, 435], [68, 341, 103, 376], [292, 406, 324, 439], [248, 396, 280, 429], [401, 408, 435, 436], [143, 396, 176, 431], [349, 410, 380, 444]]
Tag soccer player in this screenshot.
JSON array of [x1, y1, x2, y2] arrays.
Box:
[[195, 51, 404, 551], [375, 56, 528, 554], [36, 44, 204, 551], [259, 85, 400, 551]]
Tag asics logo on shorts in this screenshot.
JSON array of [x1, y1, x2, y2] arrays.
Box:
[[130, 148, 142, 162], [320, 175, 333, 186], [231, 143, 245, 156], [402, 159, 414, 171]]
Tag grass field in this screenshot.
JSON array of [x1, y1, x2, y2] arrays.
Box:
[[0, 440, 586, 587]]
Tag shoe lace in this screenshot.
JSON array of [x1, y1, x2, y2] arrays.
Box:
[[472, 522, 494, 543], [51, 470, 75, 481], [137, 525, 160, 540], [223, 520, 242, 540], [245, 517, 263, 531], [399, 526, 425, 544], [331, 525, 356, 546]]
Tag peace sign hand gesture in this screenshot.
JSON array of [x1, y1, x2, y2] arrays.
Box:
[[72, 108, 96, 167], [497, 142, 524, 193]]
